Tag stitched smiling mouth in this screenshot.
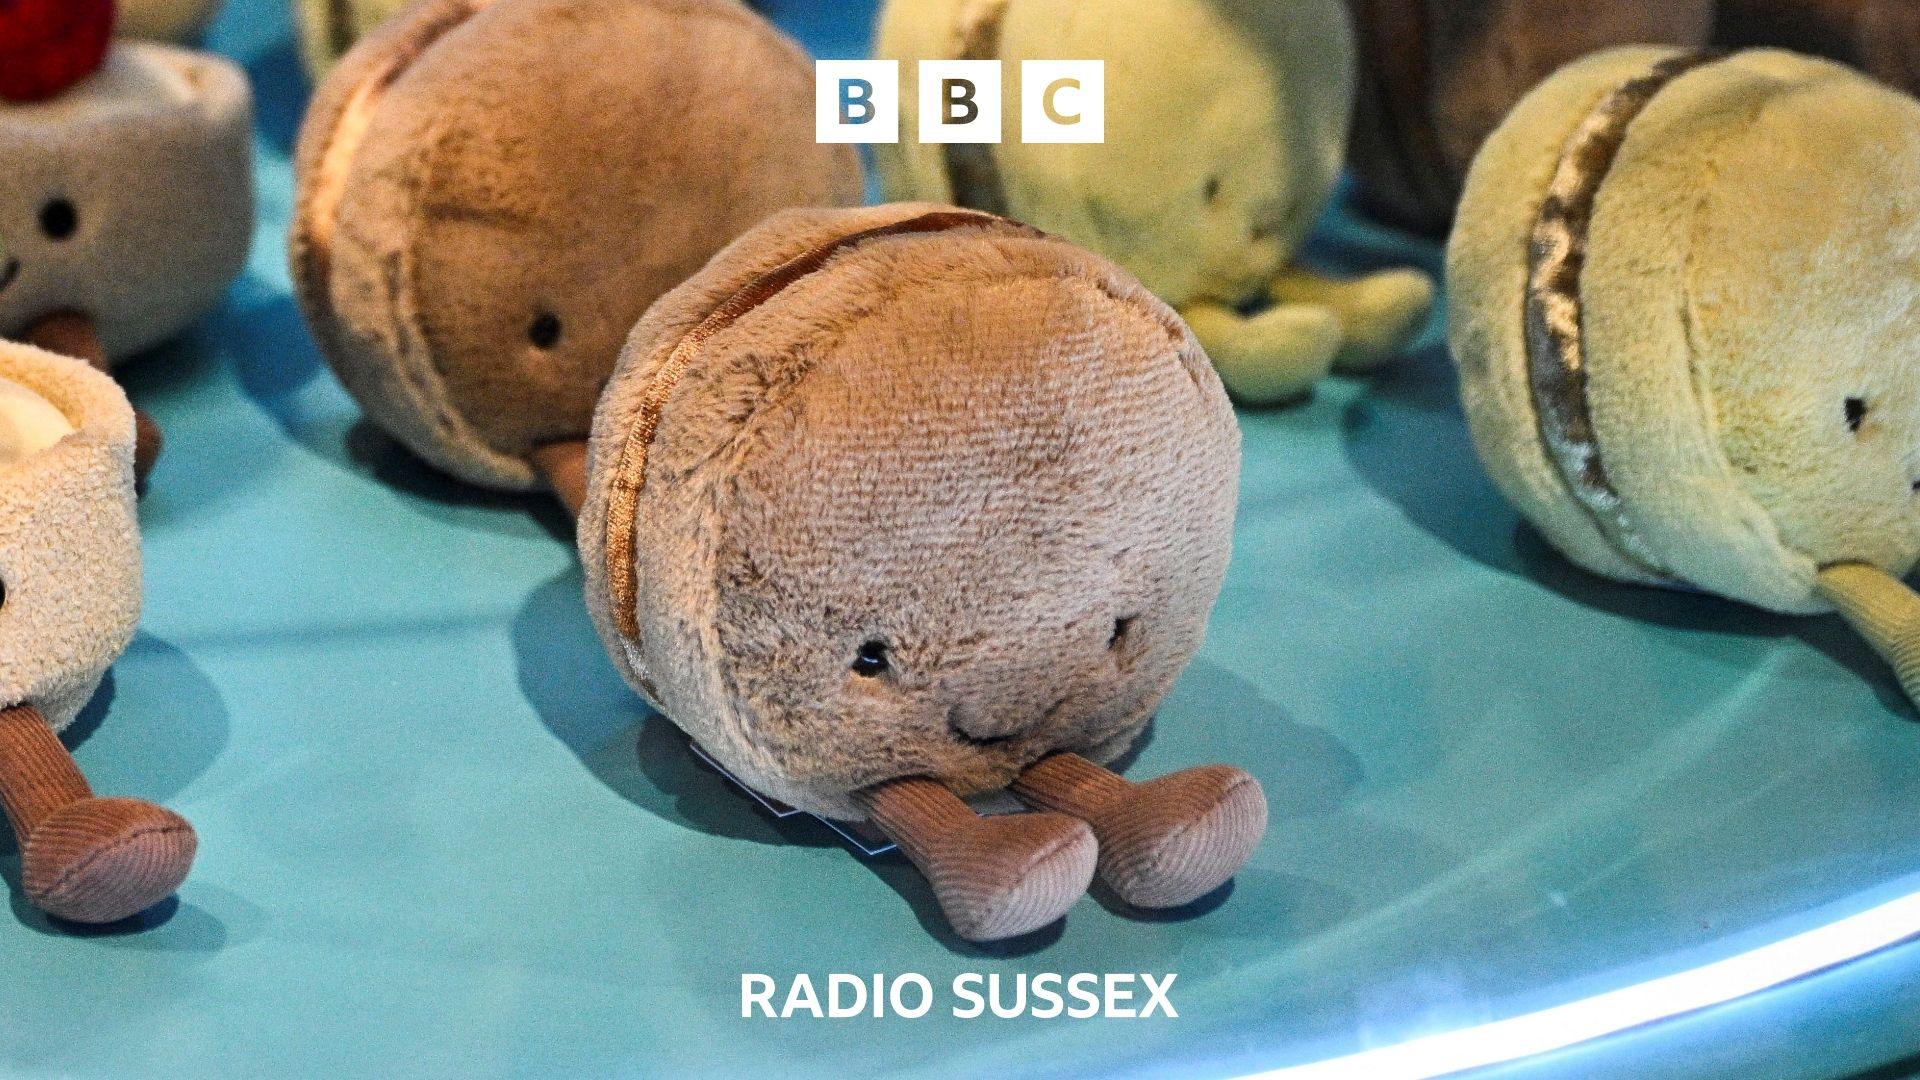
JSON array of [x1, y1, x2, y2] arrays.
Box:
[[946, 697, 1071, 750]]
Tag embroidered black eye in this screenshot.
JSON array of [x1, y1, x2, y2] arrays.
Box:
[[38, 198, 76, 241], [527, 311, 562, 350], [1847, 397, 1868, 432], [852, 640, 890, 677], [1109, 616, 1135, 650], [1203, 176, 1222, 203]]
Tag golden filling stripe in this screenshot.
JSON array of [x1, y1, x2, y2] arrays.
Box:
[[302, 0, 489, 323], [1524, 50, 1723, 579]]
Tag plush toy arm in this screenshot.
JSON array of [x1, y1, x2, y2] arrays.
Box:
[[0, 704, 196, 924], [858, 776, 1096, 942], [1179, 300, 1342, 406], [1012, 753, 1266, 909], [1817, 563, 1920, 712], [1270, 266, 1436, 374]]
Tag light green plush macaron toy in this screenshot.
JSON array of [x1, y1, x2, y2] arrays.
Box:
[[875, 0, 1435, 406], [1451, 46, 1920, 710]]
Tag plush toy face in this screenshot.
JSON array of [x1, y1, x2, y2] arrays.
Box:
[[0, 343, 139, 730], [292, 0, 862, 491], [0, 42, 253, 361], [1450, 47, 1920, 613], [1687, 74, 1920, 576], [581, 206, 1241, 820], [878, 0, 1351, 309]]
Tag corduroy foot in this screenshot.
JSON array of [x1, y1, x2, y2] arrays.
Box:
[[23, 797, 197, 924], [862, 776, 1097, 942], [1016, 754, 1268, 909]]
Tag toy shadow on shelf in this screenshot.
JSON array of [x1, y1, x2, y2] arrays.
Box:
[[0, 1, 255, 488], [1343, 0, 1713, 238], [1450, 46, 1920, 713], [0, 342, 195, 926], [1714, 0, 1920, 97], [874, 0, 1434, 408]]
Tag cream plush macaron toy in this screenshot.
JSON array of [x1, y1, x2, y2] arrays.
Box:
[[874, 0, 1434, 406], [578, 203, 1267, 942], [1344, 0, 1713, 236], [1451, 46, 1920, 710], [291, 0, 862, 501], [0, 342, 195, 925], [0, 1, 254, 484]]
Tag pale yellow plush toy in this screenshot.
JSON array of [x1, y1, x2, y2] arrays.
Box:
[[118, 0, 224, 42], [875, 0, 1435, 405], [1451, 46, 1920, 710]]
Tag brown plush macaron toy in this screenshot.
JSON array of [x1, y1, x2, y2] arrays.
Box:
[[0, 341, 195, 925], [577, 203, 1268, 942], [1345, 0, 1713, 235], [0, 6, 254, 485], [1715, 0, 1920, 96], [290, 0, 862, 502]]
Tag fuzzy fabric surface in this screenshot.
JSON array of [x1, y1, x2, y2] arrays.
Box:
[[578, 203, 1241, 820], [1450, 46, 1920, 615], [294, 0, 410, 74], [1716, 0, 1920, 96], [0, 41, 254, 362], [120, 0, 227, 42], [874, 0, 1433, 406], [290, 0, 863, 491], [0, 342, 139, 733]]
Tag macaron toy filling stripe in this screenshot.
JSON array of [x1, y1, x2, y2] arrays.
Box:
[[1523, 50, 1723, 583], [601, 209, 1039, 643], [299, 0, 487, 332]]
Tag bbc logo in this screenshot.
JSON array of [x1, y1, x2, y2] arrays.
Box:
[[816, 60, 1104, 144]]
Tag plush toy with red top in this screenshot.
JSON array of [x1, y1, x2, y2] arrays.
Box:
[[0, 0, 252, 485], [0, 0, 116, 103]]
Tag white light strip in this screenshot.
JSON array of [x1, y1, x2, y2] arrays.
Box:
[[1248, 888, 1920, 1080]]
